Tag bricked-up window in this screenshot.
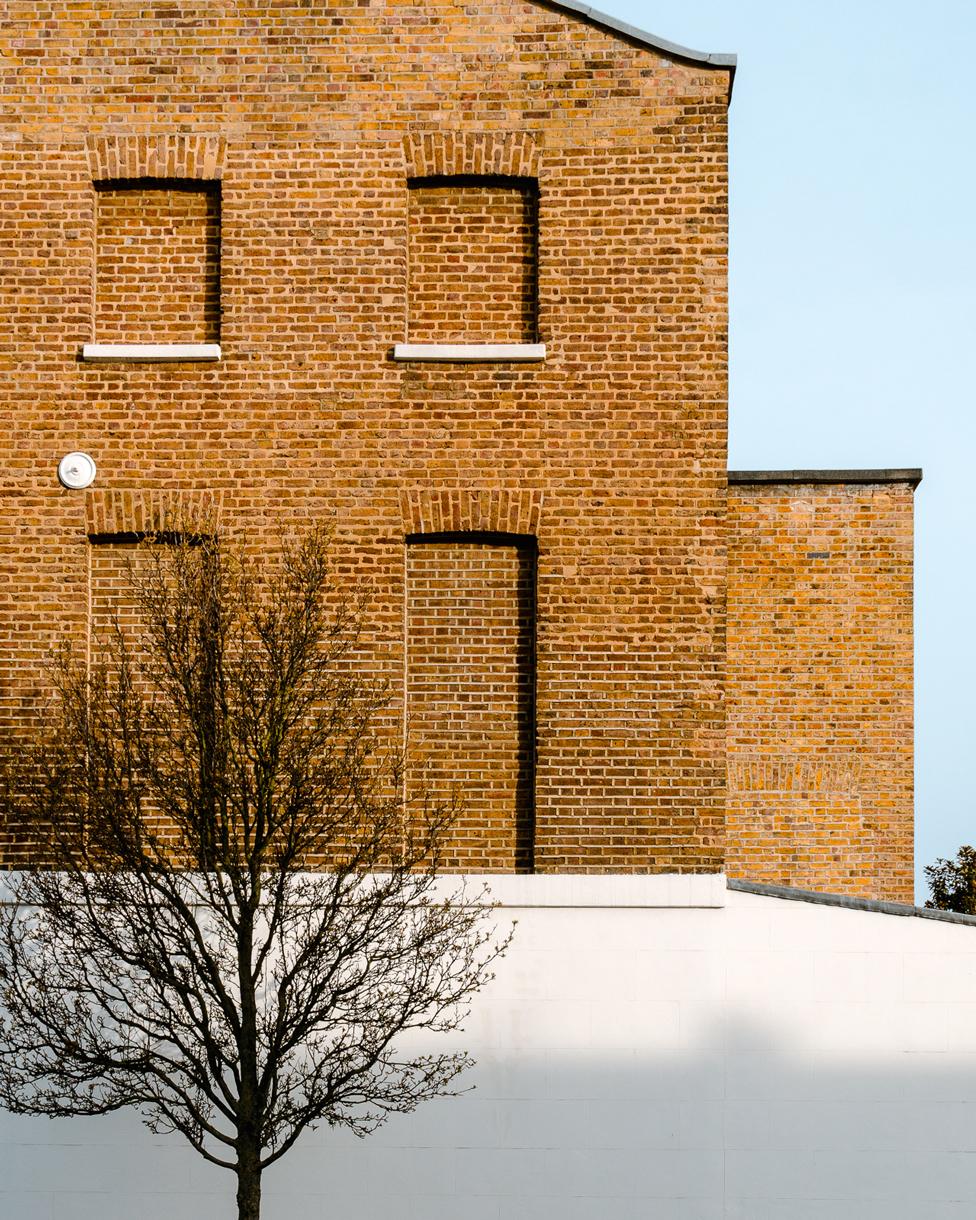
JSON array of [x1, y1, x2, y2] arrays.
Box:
[[407, 176, 538, 343], [94, 179, 221, 344], [89, 531, 212, 686], [405, 534, 536, 872], [88, 534, 208, 849], [89, 536, 172, 681]]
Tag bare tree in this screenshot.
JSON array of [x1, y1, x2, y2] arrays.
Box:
[[0, 528, 508, 1220]]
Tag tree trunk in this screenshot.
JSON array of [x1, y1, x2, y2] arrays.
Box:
[[237, 893, 262, 1220], [236, 1142, 262, 1220]]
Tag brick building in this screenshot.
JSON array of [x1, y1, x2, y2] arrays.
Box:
[[0, 0, 917, 901], [7, 6, 972, 1219]]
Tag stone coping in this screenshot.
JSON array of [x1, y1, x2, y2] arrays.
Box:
[[729, 468, 923, 489], [545, 0, 736, 77], [729, 877, 976, 925]]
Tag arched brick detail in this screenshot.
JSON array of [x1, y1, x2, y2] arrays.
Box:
[[728, 755, 863, 796], [399, 489, 543, 537], [85, 489, 222, 538], [85, 134, 227, 182], [402, 132, 540, 180]]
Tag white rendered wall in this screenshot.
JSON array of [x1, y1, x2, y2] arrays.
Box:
[[4, 881, 976, 1219]]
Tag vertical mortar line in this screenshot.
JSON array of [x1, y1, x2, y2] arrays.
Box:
[[531, 178, 540, 345], [213, 178, 222, 347], [84, 536, 94, 847]]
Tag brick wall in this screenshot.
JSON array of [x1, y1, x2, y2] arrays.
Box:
[[406, 536, 536, 871], [0, 0, 731, 873], [90, 539, 145, 660], [94, 181, 221, 344], [726, 476, 916, 902], [408, 177, 538, 343]]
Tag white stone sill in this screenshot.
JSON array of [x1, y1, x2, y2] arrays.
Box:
[[82, 344, 221, 362], [393, 343, 546, 362]]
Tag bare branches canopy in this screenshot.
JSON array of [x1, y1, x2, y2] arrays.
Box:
[[0, 528, 510, 1220]]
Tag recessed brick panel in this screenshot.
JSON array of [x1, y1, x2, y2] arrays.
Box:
[[406, 538, 535, 872], [408, 177, 537, 343], [89, 539, 190, 851], [95, 180, 220, 343], [89, 540, 157, 673]]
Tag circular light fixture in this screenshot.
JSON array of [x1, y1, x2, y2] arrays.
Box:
[[57, 452, 97, 490]]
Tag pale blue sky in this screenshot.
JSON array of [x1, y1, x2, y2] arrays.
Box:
[[594, 0, 976, 898]]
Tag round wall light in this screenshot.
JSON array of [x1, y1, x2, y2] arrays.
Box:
[[57, 452, 97, 490]]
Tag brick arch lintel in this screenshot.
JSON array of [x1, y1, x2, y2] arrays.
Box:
[[399, 489, 543, 538], [86, 489, 223, 539], [402, 132, 541, 180], [728, 754, 864, 797], [85, 134, 227, 182]]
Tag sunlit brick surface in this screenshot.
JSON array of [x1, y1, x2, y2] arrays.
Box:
[[726, 480, 915, 902], [406, 539, 535, 871], [0, 0, 731, 872], [89, 541, 154, 670], [95, 182, 220, 343], [408, 178, 537, 343]]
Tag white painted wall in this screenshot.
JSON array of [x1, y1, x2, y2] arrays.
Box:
[[4, 880, 976, 1219]]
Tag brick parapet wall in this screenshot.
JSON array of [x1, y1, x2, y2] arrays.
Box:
[[726, 478, 916, 902]]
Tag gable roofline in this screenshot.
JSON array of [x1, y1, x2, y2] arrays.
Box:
[[543, 0, 737, 97]]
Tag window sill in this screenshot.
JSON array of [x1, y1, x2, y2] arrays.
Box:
[[393, 343, 546, 363], [82, 343, 221, 362]]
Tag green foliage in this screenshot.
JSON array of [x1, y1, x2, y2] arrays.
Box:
[[924, 845, 976, 914]]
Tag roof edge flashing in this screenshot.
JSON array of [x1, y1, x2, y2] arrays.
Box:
[[729, 877, 976, 926], [542, 0, 736, 85], [729, 468, 923, 489]]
